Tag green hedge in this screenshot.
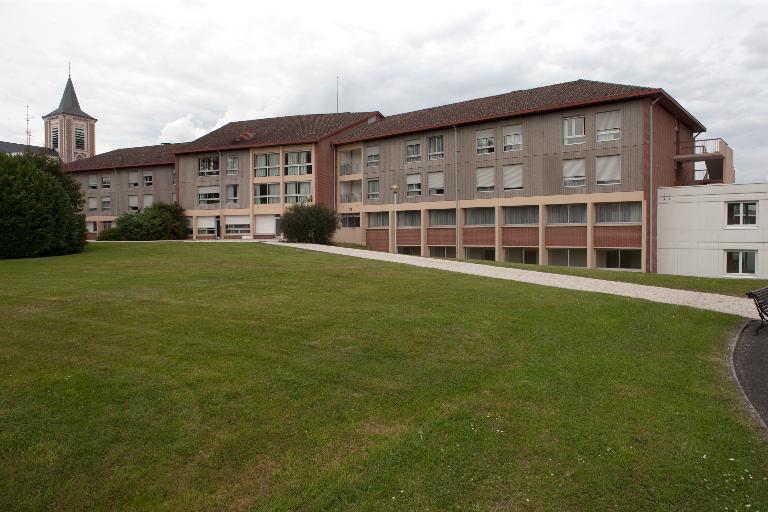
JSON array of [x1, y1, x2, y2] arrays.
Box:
[[97, 202, 188, 241], [278, 203, 339, 244]]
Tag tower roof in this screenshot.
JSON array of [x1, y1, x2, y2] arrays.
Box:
[[43, 77, 96, 121]]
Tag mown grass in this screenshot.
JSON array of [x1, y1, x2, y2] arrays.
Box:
[[1, 242, 767, 511]]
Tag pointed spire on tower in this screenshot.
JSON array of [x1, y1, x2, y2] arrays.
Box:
[[43, 74, 96, 121]]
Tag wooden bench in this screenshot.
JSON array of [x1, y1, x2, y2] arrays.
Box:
[[747, 287, 768, 334]]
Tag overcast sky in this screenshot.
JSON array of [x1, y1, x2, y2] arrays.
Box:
[[1, 0, 767, 181]]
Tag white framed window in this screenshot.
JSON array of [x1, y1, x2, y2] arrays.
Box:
[[367, 178, 380, 200], [341, 213, 361, 228], [726, 250, 756, 275], [198, 156, 219, 176], [406, 141, 421, 163], [476, 129, 495, 154], [428, 171, 445, 195], [128, 172, 139, 188], [562, 159, 586, 187], [128, 195, 139, 211], [88, 175, 98, 190], [88, 197, 97, 213], [226, 156, 239, 175], [727, 202, 758, 226], [226, 184, 239, 203], [254, 183, 280, 204], [143, 194, 154, 208], [429, 209, 456, 226], [368, 211, 389, 228], [197, 186, 220, 205], [503, 125, 522, 152], [366, 146, 380, 168], [143, 171, 153, 187], [225, 215, 250, 235], [476, 167, 495, 193], [596, 110, 621, 142], [397, 210, 421, 227], [101, 175, 111, 189], [254, 153, 280, 177], [595, 202, 641, 223], [86, 221, 96, 233], [406, 173, 422, 197], [563, 116, 586, 145], [596, 155, 621, 185], [504, 206, 538, 225], [197, 216, 216, 236], [465, 207, 495, 226], [51, 126, 59, 150], [74, 125, 86, 151], [428, 136, 444, 160], [285, 181, 311, 203], [548, 204, 586, 224], [502, 164, 523, 191], [101, 197, 111, 213], [285, 151, 312, 175]]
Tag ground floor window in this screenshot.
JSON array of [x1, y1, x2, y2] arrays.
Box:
[[397, 246, 420, 256], [505, 247, 538, 264], [101, 221, 112, 230], [197, 217, 216, 236], [341, 213, 361, 228], [465, 247, 495, 260], [596, 249, 641, 270], [549, 248, 587, 267], [225, 216, 251, 235], [86, 221, 97, 233], [429, 246, 456, 259], [726, 250, 756, 275]]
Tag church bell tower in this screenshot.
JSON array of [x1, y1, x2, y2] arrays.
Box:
[[43, 74, 97, 163]]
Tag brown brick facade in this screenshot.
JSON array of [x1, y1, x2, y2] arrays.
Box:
[[593, 225, 642, 248], [501, 227, 538, 247], [366, 229, 389, 252], [427, 227, 456, 245], [396, 228, 421, 246], [463, 227, 495, 246], [545, 226, 587, 247]]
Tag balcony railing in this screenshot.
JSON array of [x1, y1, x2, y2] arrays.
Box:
[[340, 163, 361, 175], [678, 138, 724, 156], [340, 193, 361, 203]]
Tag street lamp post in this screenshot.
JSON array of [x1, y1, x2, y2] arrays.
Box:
[[390, 184, 399, 253]]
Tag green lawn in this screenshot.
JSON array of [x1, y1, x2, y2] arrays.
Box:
[[1, 242, 767, 511]]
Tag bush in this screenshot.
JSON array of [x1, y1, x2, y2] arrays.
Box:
[[98, 202, 188, 241], [0, 152, 86, 259], [279, 203, 339, 244]]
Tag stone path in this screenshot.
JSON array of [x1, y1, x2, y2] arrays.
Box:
[[268, 242, 758, 319], [732, 321, 768, 431]]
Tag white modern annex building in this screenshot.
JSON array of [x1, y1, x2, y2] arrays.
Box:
[[657, 183, 768, 278]]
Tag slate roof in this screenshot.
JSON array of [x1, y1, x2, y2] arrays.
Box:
[[175, 112, 379, 154], [64, 143, 185, 173], [335, 79, 705, 144], [0, 140, 59, 157], [43, 77, 96, 120]]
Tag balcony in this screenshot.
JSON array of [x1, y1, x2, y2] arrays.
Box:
[[339, 148, 362, 177], [340, 193, 362, 203], [340, 163, 360, 176], [673, 138, 734, 184]]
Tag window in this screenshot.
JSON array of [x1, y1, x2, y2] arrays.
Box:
[[549, 248, 587, 267], [397, 246, 421, 255], [74, 126, 86, 151], [596, 155, 621, 185], [465, 247, 495, 260], [225, 216, 250, 235], [465, 207, 495, 226], [429, 209, 456, 226], [51, 126, 59, 150], [595, 202, 641, 223], [101, 197, 111, 213], [254, 153, 280, 177], [285, 181, 311, 203], [563, 116, 586, 145], [548, 204, 586, 224], [504, 206, 538, 225], [503, 125, 522, 152], [430, 246, 457, 259], [197, 217, 216, 236], [367, 178, 380, 200], [88, 175, 98, 190], [128, 195, 139, 211], [368, 212, 389, 228], [128, 172, 139, 188], [143, 171, 153, 187], [476, 129, 495, 154], [226, 184, 239, 203], [254, 183, 280, 204], [726, 251, 756, 275], [226, 156, 239, 175], [597, 249, 641, 270], [727, 202, 758, 226], [502, 164, 523, 191], [397, 210, 421, 227], [101, 175, 111, 189], [562, 159, 586, 187], [476, 167, 495, 192], [143, 194, 153, 208], [102, 221, 113, 230], [406, 173, 422, 197], [366, 146, 380, 168], [86, 221, 96, 233], [505, 248, 538, 264], [88, 197, 97, 213], [341, 213, 361, 228], [428, 171, 445, 195], [596, 110, 621, 141], [406, 141, 421, 163], [428, 136, 444, 160], [197, 186, 220, 205], [285, 151, 312, 175], [198, 156, 219, 176]]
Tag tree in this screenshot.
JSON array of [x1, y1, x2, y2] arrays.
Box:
[[278, 203, 339, 244], [97, 202, 188, 241], [0, 152, 86, 259]]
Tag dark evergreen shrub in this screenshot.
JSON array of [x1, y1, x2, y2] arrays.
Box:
[[278, 203, 339, 244]]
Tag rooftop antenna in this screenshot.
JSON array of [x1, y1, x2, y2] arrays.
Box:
[[68, 61, 71, 78], [336, 76, 339, 113], [25, 106, 31, 146]]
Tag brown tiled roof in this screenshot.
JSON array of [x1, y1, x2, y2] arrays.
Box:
[[175, 112, 379, 154], [64, 143, 185, 172], [335, 79, 704, 143]]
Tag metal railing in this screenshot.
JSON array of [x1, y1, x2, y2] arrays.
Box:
[[340, 193, 362, 203], [678, 138, 724, 155], [340, 163, 361, 175]]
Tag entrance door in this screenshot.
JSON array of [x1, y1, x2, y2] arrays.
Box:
[[215, 216, 221, 239]]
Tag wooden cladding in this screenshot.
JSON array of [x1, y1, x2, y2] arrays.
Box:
[[366, 229, 390, 252], [427, 227, 456, 245], [545, 226, 587, 247], [501, 227, 539, 247], [396, 228, 421, 246], [463, 227, 495, 246], [593, 225, 642, 248]]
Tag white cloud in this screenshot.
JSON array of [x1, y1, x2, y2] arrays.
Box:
[[157, 114, 209, 144]]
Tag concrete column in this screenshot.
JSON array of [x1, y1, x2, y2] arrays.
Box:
[[586, 202, 595, 269], [641, 199, 648, 272], [390, 209, 396, 253], [420, 207, 428, 257], [538, 203, 547, 265], [457, 206, 464, 260], [494, 204, 503, 261], [192, 216, 197, 241]]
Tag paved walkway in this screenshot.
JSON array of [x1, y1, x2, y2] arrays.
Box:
[[732, 321, 768, 431], [268, 242, 758, 319]]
